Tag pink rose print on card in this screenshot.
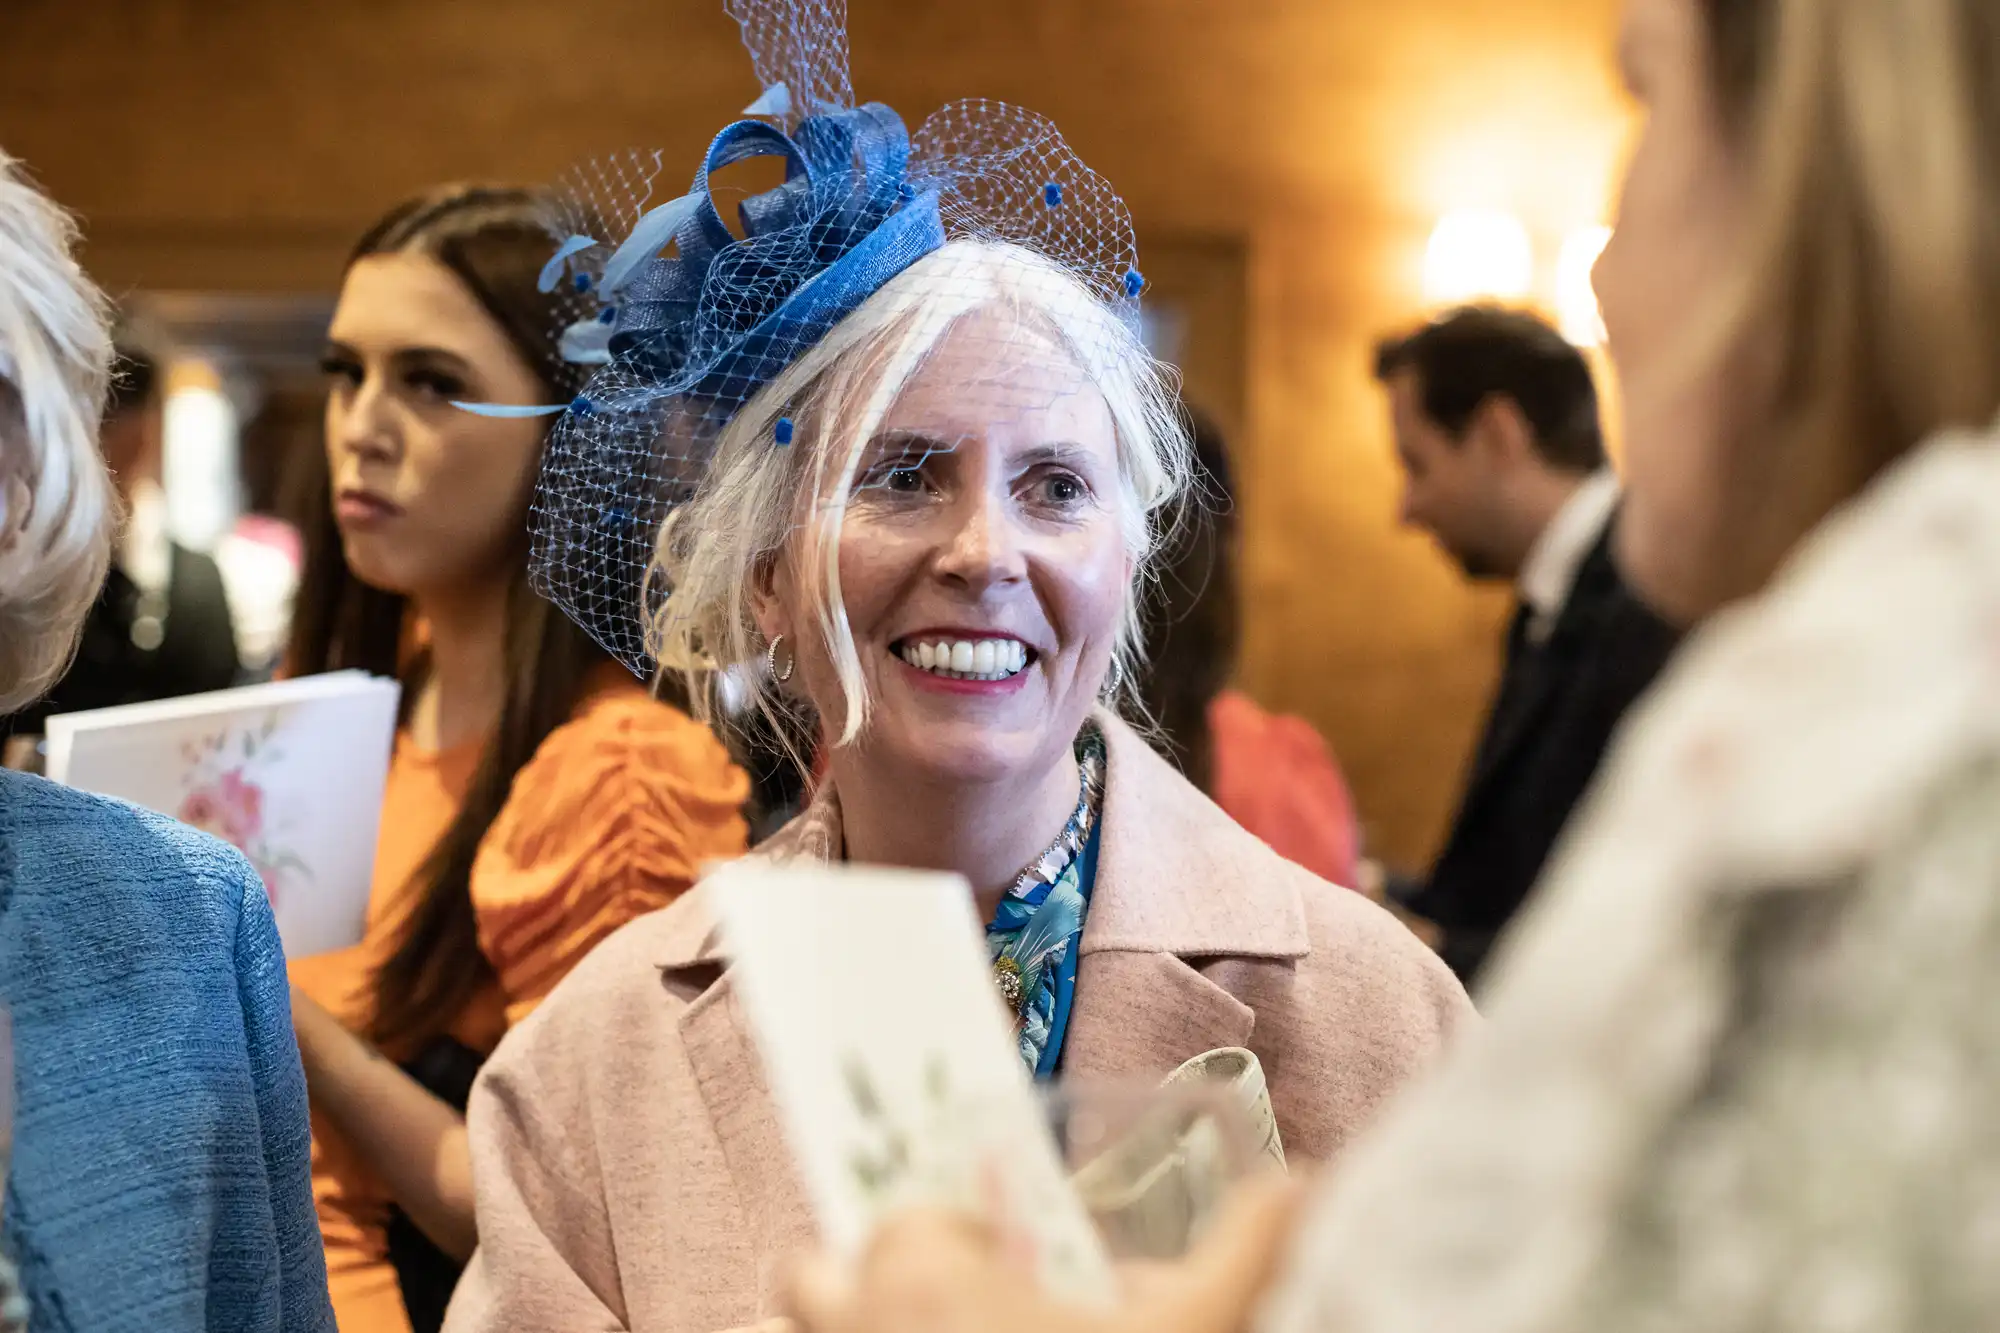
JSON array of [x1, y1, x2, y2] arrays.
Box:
[[176, 712, 310, 906], [178, 768, 265, 847]]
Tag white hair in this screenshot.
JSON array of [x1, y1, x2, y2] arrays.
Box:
[[649, 238, 1191, 767], [0, 149, 115, 716]]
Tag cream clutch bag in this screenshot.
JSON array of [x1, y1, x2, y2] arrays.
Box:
[[1069, 1047, 1286, 1258]]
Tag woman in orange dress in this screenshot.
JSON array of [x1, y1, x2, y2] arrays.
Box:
[[282, 186, 750, 1333]]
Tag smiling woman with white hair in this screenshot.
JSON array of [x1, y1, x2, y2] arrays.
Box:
[[0, 149, 333, 1331], [440, 7, 1468, 1331]]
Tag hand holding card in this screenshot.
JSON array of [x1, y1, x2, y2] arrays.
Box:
[[708, 859, 1117, 1305]]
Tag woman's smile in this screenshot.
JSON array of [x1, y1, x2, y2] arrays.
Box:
[[891, 631, 1037, 694]]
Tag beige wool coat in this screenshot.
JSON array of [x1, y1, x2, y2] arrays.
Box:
[[444, 712, 1471, 1333]]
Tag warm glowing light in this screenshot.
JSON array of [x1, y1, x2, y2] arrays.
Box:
[[1422, 210, 1533, 306], [1556, 225, 1614, 346]]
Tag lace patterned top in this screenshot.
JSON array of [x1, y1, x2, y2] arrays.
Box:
[[1261, 423, 2000, 1333]]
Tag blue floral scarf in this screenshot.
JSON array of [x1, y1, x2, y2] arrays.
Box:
[[986, 724, 1107, 1077]]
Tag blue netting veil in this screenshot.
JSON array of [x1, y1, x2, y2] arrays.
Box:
[[468, 0, 1154, 682]]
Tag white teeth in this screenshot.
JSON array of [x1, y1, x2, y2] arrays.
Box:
[[897, 637, 1032, 681]]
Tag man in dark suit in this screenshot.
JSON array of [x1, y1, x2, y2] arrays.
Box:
[[2, 343, 239, 749], [1375, 306, 1680, 984]]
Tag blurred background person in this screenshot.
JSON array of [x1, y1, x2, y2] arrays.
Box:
[[0, 333, 240, 756], [1372, 306, 1678, 982], [0, 146, 331, 1332], [281, 185, 749, 1333], [1141, 406, 1361, 886], [785, 0, 2000, 1327]]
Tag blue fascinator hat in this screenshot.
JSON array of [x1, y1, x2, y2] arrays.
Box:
[[479, 0, 1147, 676]]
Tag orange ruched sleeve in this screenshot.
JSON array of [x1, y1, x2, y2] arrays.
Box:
[[471, 685, 751, 1025]]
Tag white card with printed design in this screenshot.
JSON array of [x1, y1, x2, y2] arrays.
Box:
[[708, 858, 1117, 1304], [44, 672, 400, 958]]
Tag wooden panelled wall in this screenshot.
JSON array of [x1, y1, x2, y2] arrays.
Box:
[[0, 0, 1630, 871]]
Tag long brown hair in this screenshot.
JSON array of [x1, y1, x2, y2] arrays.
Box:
[[287, 185, 607, 1050], [1138, 407, 1238, 794], [1693, 0, 2000, 610]]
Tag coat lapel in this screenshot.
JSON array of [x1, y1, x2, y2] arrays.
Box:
[[647, 785, 842, 1265], [652, 772, 844, 1246], [654, 891, 815, 1290], [1063, 951, 1256, 1078], [1064, 713, 1309, 1076]]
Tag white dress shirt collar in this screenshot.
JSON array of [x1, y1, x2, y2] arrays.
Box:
[[1517, 467, 1620, 643]]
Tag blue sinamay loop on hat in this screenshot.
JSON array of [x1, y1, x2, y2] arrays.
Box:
[[604, 104, 945, 402]]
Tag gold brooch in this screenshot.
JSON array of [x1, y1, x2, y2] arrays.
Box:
[[993, 957, 1025, 1014]]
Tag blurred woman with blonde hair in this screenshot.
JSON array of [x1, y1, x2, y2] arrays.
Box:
[[0, 148, 332, 1330], [790, 0, 2000, 1328]]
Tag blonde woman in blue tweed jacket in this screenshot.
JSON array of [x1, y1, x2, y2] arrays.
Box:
[[0, 148, 332, 1332]]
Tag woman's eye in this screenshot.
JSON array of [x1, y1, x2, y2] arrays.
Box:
[[408, 369, 466, 399], [318, 356, 362, 388], [1033, 471, 1089, 507], [859, 454, 932, 494]]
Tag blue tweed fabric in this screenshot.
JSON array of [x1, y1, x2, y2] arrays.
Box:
[[0, 768, 332, 1332]]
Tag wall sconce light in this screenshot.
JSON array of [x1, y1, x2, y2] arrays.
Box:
[[1422, 209, 1534, 306], [1555, 225, 1613, 347]]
